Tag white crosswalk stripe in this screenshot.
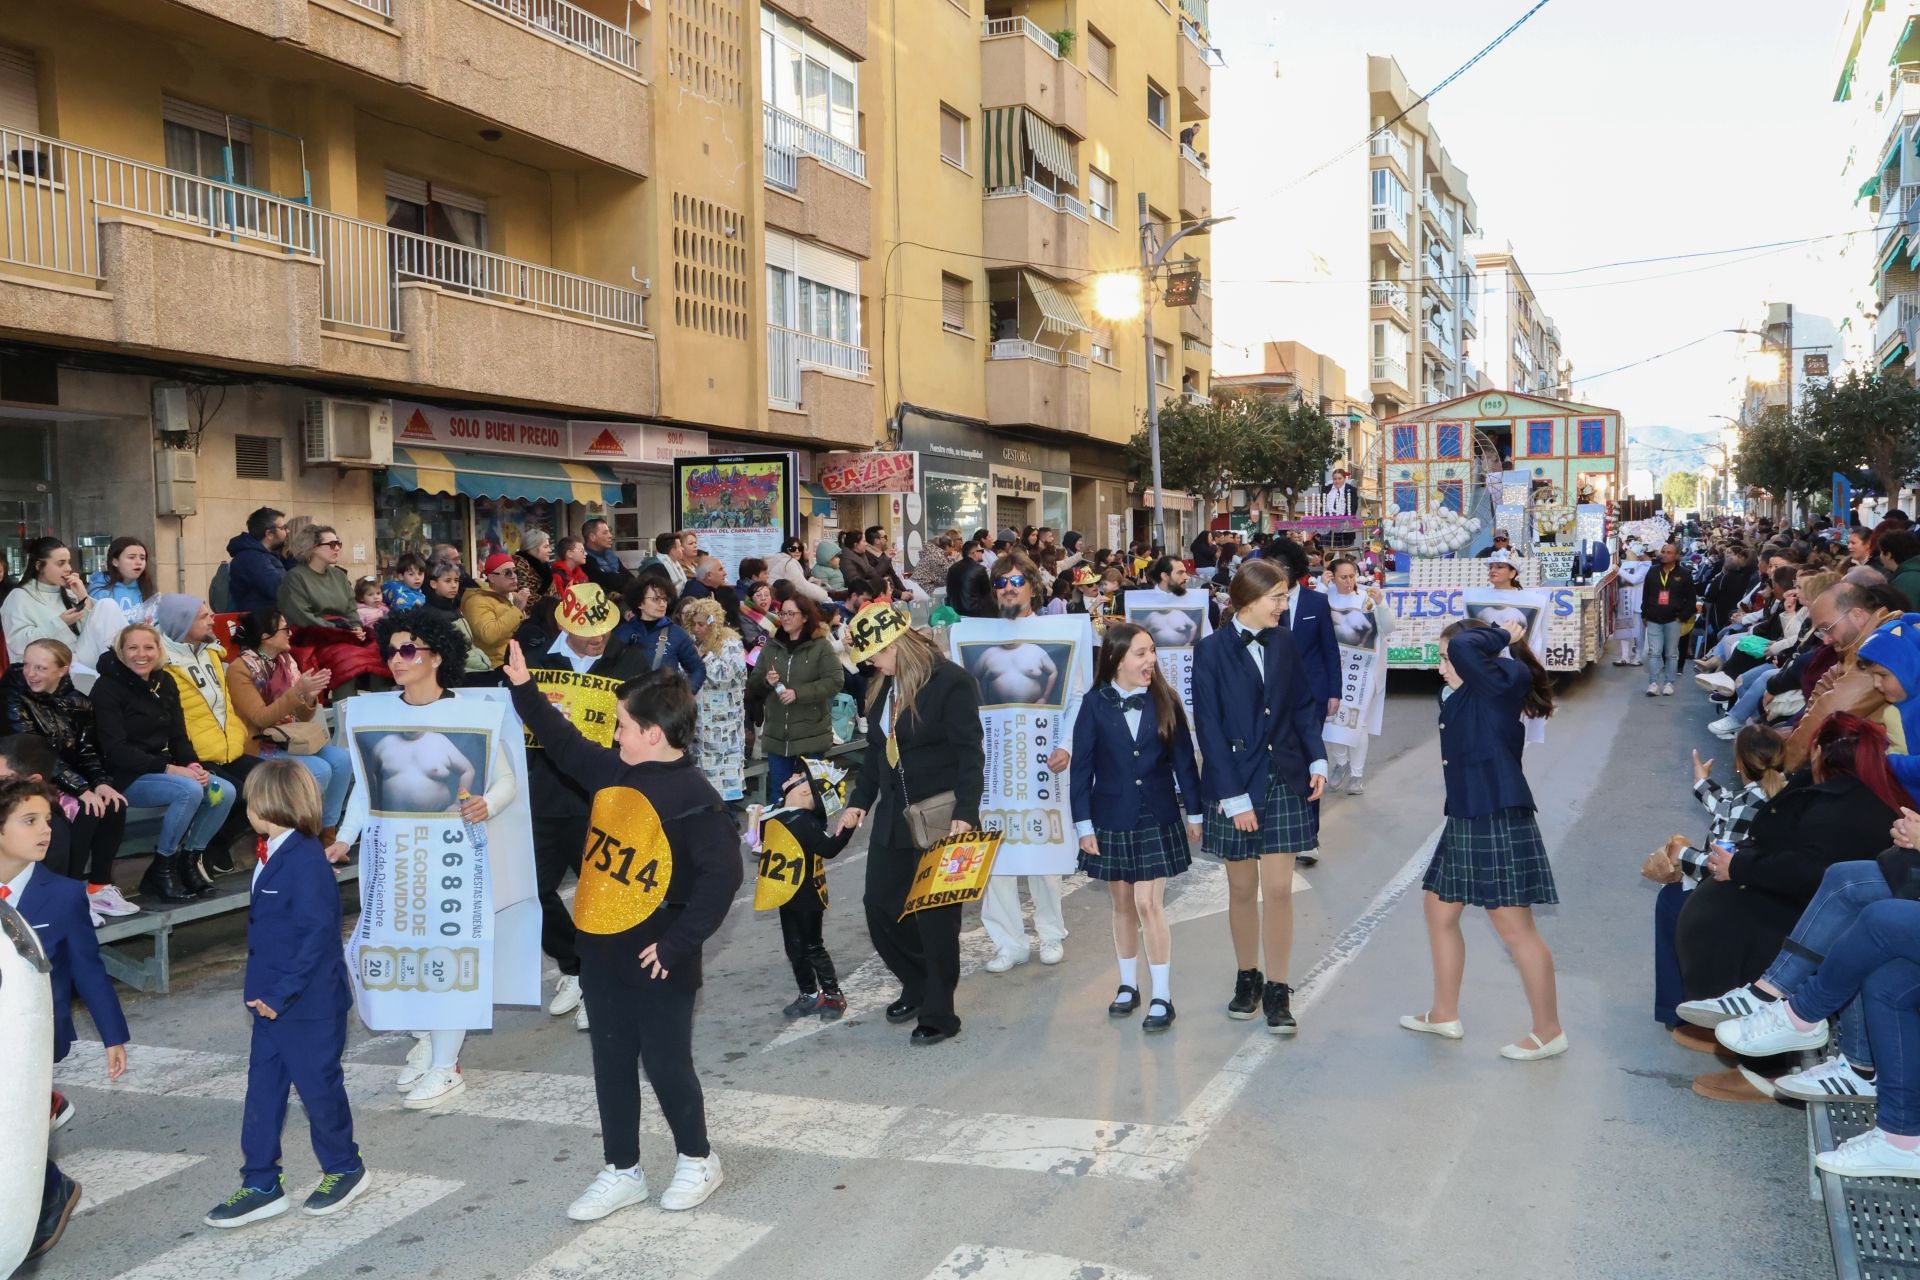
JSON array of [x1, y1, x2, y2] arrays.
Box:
[[922, 1244, 1151, 1279], [59, 1149, 208, 1215], [514, 1209, 771, 1280]]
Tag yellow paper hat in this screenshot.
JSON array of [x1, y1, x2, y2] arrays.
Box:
[[556, 582, 620, 638], [846, 601, 912, 664]]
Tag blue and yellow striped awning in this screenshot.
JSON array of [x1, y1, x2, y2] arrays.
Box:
[[385, 447, 621, 505]]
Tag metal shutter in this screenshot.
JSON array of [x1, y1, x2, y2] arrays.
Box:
[[0, 46, 38, 133], [940, 106, 964, 164], [941, 275, 966, 330], [793, 240, 858, 294], [161, 96, 250, 141], [1087, 31, 1112, 84]]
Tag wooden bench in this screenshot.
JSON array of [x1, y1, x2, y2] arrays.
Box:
[[1808, 1098, 1917, 1279]]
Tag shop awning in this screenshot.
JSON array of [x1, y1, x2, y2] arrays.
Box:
[[983, 106, 1024, 190], [798, 480, 833, 518], [1022, 111, 1078, 189], [1861, 172, 1883, 203], [1885, 234, 1911, 276], [1881, 341, 1910, 371], [1021, 270, 1090, 336], [386, 447, 622, 504]]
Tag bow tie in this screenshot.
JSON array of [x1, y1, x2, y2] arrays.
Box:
[[1241, 627, 1275, 648], [256, 835, 271, 865], [1110, 690, 1149, 713]]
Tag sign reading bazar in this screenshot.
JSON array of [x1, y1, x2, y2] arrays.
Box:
[[816, 450, 920, 494]]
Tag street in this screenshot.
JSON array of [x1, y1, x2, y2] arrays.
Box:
[[34, 666, 1829, 1280]]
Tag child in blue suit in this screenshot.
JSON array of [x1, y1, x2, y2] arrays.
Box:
[[1400, 618, 1566, 1061], [1192, 559, 1328, 1035], [1071, 621, 1203, 1033], [204, 759, 368, 1228], [5, 777, 128, 1263]]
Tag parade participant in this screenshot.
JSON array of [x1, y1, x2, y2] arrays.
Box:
[[980, 554, 1081, 971], [1486, 548, 1522, 590], [333, 608, 519, 1108], [1072, 621, 1202, 1033], [1322, 556, 1395, 795], [86, 536, 154, 611], [1613, 542, 1651, 665], [1641, 542, 1696, 696], [836, 604, 983, 1045], [502, 645, 742, 1218], [5, 776, 128, 1262], [746, 593, 839, 798], [203, 761, 368, 1228], [759, 760, 854, 1018], [1402, 618, 1566, 1060], [1193, 558, 1327, 1033]]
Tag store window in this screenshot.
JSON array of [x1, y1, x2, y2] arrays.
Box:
[[1042, 487, 1069, 534], [925, 472, 988, 540], [473, 497, 560, 562], [376, 488, 467, 572]]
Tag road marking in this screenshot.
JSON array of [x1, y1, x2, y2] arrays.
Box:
[[1161, 859, 1309, 928], [922, 1244, 1151, 1279], [515, 1208, 771, 1280], [60, 1149, 207, 1214], [107, 1171, 460, 1280]]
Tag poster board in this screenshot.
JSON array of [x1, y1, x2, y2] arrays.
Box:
[[1322, 594, 1387, 747], [673, 453, 795, 574], [900, 830, 1003, 917], [1383, 562, 1615, 671], [1121, 589, 1213, 721], [522, 669, 623, 749]]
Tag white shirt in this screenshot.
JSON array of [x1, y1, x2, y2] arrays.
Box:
[[1221, 618, 1327, 817], [1074, 683, 1203, 837], [2, 861, 34, 902], [549, 631, 599, 675], [252, 828, 294, 889], [1324, 483, 1349, 516]]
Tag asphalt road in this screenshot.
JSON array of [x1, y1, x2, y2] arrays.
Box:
[[29, 662, 1831, 1280]]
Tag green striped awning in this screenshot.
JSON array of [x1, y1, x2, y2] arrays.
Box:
[[1022, 270, 1089, 336], [1022, 110, 1077, 188], [385, 447, 622, 504], [1881, 341, 1910, 371], [983, 106, 1024, 190], [1885, 234, 1910, 276], [1861, 172, 1883, 202]]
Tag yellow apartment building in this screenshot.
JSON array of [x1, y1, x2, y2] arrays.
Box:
[[1212, 340, 1381, 513]]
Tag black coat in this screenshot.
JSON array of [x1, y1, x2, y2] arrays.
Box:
[[1640, 563, 1698, 625], [849, 659, 985, 849], [90, 651, 199, 789], [0, 663, 109, 795], [525, 634, 658, 816], [1702, 563, 1758, 631], [944, 557, 993, 618]]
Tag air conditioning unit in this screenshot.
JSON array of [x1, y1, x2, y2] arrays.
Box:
[[303, 398, 393, 469]]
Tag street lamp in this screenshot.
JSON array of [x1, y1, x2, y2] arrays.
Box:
[[1093, 202, 1235, 555]]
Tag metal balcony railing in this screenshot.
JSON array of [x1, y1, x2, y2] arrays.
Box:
[[982, 15, 1062, 58], [762, 103, 866, 181], [1369, 280, 1407, 315], [1370, 357, 1407, 387], [768, 324, 870, 408], [1369, 204, 1408, 240], [1368, 131, 1409, 172], [1877, 293, 1918, 353], [989, 338, 1088, 368], [473, 0, 638, 72], [764, 142, 799, 192], [1421, 187, 1452, 241], [986, 175, 1087, 221]]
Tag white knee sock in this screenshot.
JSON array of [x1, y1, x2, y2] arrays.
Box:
[[1117, 954, 1138, 989], [1149, 962, 1171, 1003]]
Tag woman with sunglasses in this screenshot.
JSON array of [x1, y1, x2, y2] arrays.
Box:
[[331, 607, 519, 1110], [278, 525, 389, 695], [747, 593, 840, 799]]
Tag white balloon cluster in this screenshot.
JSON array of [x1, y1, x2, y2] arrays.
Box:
[[1381, 508, 1482, 557]]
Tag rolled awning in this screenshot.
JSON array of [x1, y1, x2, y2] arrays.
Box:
[[983, 106, 1024, 190], [1861, 172, 1883, 202], [1022, 111, 1078, 189], [386, 446, 622, 504], [1021, 270, 1089, 336]]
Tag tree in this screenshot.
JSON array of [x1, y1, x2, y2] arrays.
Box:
[[1794, 368, 1920, 500], [1735, 403, 1826, 510], [1126, 391, 1339, 526], [1660, 470, 1699, 512]]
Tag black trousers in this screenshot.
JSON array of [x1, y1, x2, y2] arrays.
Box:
[[863, 805, 962, 1034], [532, 804, 587, 976], [580, 969, 708, 1167], [778, 905, 838, 993], [64, 804, 128, 885]]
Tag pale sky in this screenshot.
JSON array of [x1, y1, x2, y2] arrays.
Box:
[[1207, 0, 1859, 435]]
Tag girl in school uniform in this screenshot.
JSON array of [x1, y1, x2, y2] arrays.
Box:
[[1192, 558, 1328, 1036], [1402, 617, 1566, 1060], [1071, 621, 1204, 1033]]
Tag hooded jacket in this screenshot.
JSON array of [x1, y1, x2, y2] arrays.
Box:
[[769, 549, 830, 603], [1861, 615, 1920, 795], [0, 663, 110, 795], [91, 650, 200, 788], [460, 584, 526, 667], [226, 532, 288, 614]]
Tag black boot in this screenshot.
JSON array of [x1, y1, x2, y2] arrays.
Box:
[[1226, 967, 1263, 1020], [139, 855, 197, 904], [1262, 981, 1297, 1036], [179, 852, 217, 898]]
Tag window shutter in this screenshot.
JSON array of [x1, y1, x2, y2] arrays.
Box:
[[941, 274, 966, 330], [384, 170, 430, 206], [430, 183, 488, 216], [940, 106, 964, 164], [1087, 32, 1112, 84], [764, 228, 799, 272], [162, 96, 249, 141], [794, 240, 858, 294], [0, 46, 39, 133]]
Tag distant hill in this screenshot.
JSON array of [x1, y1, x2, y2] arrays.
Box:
[[1624, 424, 1717, 484]]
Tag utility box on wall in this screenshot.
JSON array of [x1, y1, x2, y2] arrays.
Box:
[[155, 448, 198, 516]]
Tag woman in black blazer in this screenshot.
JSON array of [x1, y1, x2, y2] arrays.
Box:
[[838, 604, 984, 1047], [1070, 621, 1203, 1033], [1404, 618, 1566, 1061]]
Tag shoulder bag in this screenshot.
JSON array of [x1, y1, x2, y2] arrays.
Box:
[[260, 719, 329, 755]]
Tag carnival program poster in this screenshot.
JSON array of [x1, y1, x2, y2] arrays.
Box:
[[673, 452, 794, 573], [1120, 589, 1211, 723], [1322, 596, 1386, 748], [947, 614, 1093, 878], [342, 690, 541, 1031]]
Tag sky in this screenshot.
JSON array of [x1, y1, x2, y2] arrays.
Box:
[[1206, 0, 1861, 436]]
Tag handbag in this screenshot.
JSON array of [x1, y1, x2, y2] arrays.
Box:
[[889, 686, 956, 849], [260, 719, 329, 755]]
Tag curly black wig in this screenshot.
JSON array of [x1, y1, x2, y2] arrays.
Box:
[[376, 606, 470, 681]]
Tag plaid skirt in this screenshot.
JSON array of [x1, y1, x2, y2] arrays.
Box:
[[1203, 773, 1317, 861], [1423, 808, 1558, 909], [1078, 820, 1193, 883]]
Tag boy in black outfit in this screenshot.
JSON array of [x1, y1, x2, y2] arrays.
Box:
[[755, 757, 853, 1018]]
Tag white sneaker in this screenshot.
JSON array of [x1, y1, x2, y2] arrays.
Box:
[[1661, 684, 1676, 696], [1716, 1000, 1829, 1056], [1038, 941, 1065, 966], [1777, 1054, 1879, 1102], [985, 950, 1027, 974], [1707, 717, 1741, 740], [1347, 778, 1366, 796], [90, 908, 104, 927], [396, 1034, 432, 1090], [1677, 986, 1770, 1028], [88, 884, 140, 917], [659, 1152, 723, 1211], [549, 975, 583, 1016], [1816, 1128, 1920, 1180], [1695, 672, 1737, 695], [1647, 684, 1660, 697], [566, 1165, 648, 1221], [575, 1004, 590, 1032], [402, 1064, 465, 1109]]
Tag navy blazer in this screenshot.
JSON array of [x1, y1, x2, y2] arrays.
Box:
[[246, 831, 352, 1021], [1193, 622, 1327, 804], [17, 866, 128, 1061], [1438, 627, 1537, 819], [1069, 688, 1204, 829], [1285, 586, 1341, 707]]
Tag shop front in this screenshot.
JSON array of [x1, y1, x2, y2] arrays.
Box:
[[987, 437, 1071, 539], [1070, 440, 1134, 553], [571, 420, 710, 567], [901, 413, 991, 552]]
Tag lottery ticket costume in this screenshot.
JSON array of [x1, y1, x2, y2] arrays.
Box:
[[754, 758, 855, 1010]]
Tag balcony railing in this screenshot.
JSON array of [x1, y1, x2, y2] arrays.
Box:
[[764, 142, 799, 192], [1179, 17, 1208, 54], [1369, 280, 1407, 315], [1877, 292, 1918, 353], [473, 0, 637, 72], [990, 338, 1087, 368], [0, 126, 645, 333], [986, 175, 1088, 222], [1182, 387, 1209, 405], [1882, 184, 1920, 256], [763, 103, 866, 181], [1180, 143, 1210, 177], [1370, 356, 1408, 387], [1421, 187, 1452, 241], [1368, 131, 1410, 172], [768, 324, 870, 408], [343, 0, 393, 14], [982, 15, 1062, 58], [1369, 204, 1408, 240]]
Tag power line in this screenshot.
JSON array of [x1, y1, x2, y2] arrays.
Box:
[[1572, 331, 1726, 385]]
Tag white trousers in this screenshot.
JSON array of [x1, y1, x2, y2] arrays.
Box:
[[1327, 734, 1370, 778], [981, 875, 1067, 955], [414, 1028, 466, 1069]]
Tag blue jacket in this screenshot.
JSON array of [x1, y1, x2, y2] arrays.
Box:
[[1192, 621, 1326, 804], [613, 614, 707, 693], [17, 865, 129, 1061], [245, 831, 352, 1021], [226, 532, 289, 614], [1070, 686, 1204, 829], [86, 573, 146, 611], [1860, 615, 1920, 796], [1437, 626, 1536, 819], [1286, 585, 1340, 707]]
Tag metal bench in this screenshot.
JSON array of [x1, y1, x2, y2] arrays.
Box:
[[1810, 1099, 1920, 1278], [741, 740, 866, 806]]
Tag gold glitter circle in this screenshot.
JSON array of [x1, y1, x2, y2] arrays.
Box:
[[572, 786, 674, 935]]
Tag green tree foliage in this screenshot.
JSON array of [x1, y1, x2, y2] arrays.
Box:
[[1127, 391, 1339, 516], [1660, 470, 1699, 512], [1792, 368, 1920, 499], [1735, 404, 1825, 506]]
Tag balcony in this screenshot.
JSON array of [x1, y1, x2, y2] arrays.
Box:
[[1425, 328, 1455, 364], [1177, 18, 1213, 121], [1369, 204, 1409, 252], [986, 339, 1092, 435], [1370, 357, 1408, 391], [763, 105, 867, 181], [766, 325, 875, 447], [1369, 280, 1408, 320], [1422, 272, 1453, 310], [1461, 352, 1480, 387], [1179, 145, 1211, 219], [984, 178, 1090, 277], [1369, 131, 1411, 175], [1179, 279, 1212, 339], [1877, 293, 1918, 359], [1879, 69, 1920, 159], [763, 0, 867, 59], [1420, 187, 1453, 245], [981, 17, 1088, 139], [762, 108, 871, 258], [1881, 183, 1920, 263], [0, 126, 654, 416]]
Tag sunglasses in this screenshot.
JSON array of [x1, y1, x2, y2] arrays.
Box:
[[992, 574, 1027, 589], [319, 539, 343, 549], [384, 642, 435, 664]]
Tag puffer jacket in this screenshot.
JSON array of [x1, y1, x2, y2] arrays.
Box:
[[460, 586, 526, 667], [745, 628, 841, 755], [90, 651, 200, 788], [160, 637, 249, 766], [0, 663, 110, 795]]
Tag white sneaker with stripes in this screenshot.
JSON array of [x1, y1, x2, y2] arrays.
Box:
[[1677, 986, 1769, 1028], [1776, 1055, 1878, 1102]]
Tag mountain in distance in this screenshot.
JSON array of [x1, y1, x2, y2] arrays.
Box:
[[1624, 423, 1717, 484]]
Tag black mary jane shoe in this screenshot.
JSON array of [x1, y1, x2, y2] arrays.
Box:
[[885, 998, 921, 1025], [1108, 985, 1141, 1017], [1295, 853, 1319, 869], [1143, 999, 1176, 1034], [910, 1024, 958, 1047]]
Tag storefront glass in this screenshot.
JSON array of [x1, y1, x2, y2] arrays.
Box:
[[375, 488, 467, 572], [1042, 487, 1069, 535], [925, 473, 987, 538], [473, 497, 560, 561]]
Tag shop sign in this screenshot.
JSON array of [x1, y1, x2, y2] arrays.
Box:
[[393, 400, 568, 458], [569, 421, 710, 466], [991, 465, 1043, 497], [818, 451, 920, 495]]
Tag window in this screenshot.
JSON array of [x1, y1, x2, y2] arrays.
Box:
[[1434, 424, 1462, 459], [926, 472, 987, 535], [1391, 425, 1418, 460], [1393, 482, 1418, 512], [1577, 418, 1606, 456], [766, 230, 861, 345], [1087, 27, 1114, 85], [1088, 169, 1116, 225], [761, 5, 859, 148], [163, 98, 256, 228], [1146, 79, 1169, 132], [0, 45, 39, 133], [385, 171, 488, 249], [1526, 420, 1553, 456], [1091, 324, 1115, 365], [1153, 340, 1172, 387], [1438, 480, 1464, 512], [939, 104, 967, 168], [941, 273, 969, 333]]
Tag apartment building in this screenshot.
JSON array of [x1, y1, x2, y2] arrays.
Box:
[[1836, 0, 1920, 377], [871, 0, 1217, 556], [1471, 243, 1574, 400], [1365, 54, 1480, 423], [1211, 340, 1380, 512]]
